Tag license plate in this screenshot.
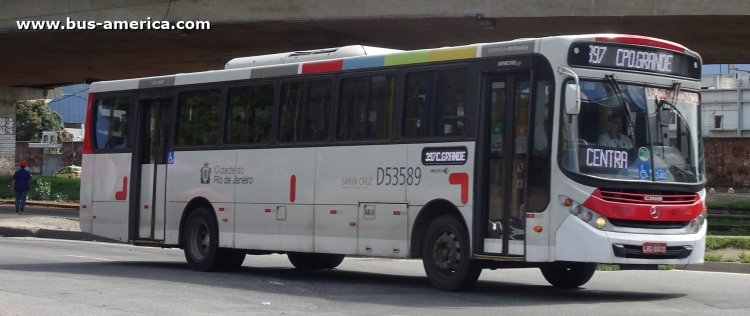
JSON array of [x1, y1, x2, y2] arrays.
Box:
[[642, 242, 667, 255]]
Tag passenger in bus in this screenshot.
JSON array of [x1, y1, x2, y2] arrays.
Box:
[[597, 112, 633, 150]]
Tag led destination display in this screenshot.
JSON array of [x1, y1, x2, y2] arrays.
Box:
[[568, 42, 700, 79]]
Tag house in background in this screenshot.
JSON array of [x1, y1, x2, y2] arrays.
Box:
[[15, 84, 87, 176], [48, 83, 87, 140], [701, 69, 750, 188]]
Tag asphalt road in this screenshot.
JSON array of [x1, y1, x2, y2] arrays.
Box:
[[1, 237, 749, 316]]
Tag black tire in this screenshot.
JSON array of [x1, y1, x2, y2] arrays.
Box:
[[218, 249, 246, 271], [539, 261, 597, 288], [288, 252, 345, 270], [421, 215, 482, 291], [183, 207, 223, 271]]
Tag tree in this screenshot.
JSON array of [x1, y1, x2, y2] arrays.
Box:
[[58, 130, 74, 143], [15, 100, 64, 141]]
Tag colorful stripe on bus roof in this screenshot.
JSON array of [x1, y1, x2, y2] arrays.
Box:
[[288, 45, 481, 77], [94, 40, 537, 91]]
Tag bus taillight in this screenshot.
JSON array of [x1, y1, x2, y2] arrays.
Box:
[[83, 93, 93, 154]]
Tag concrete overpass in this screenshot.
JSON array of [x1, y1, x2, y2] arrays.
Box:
[[3, 0, 750, 91]]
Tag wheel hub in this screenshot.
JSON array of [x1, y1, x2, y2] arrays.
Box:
[[432, 232, 460, 273]]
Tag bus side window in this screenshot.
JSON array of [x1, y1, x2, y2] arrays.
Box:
[[225, 84, 274, 144], [303, 80, 331, 142], [175, 89, 221, 146], [337, 74, 395, 141], [278, 83, 302, 143], [436, 68, 468, 137], [279, 80, 331, 144], [94, 96, 130, 151], [403, 72, 431, 138]]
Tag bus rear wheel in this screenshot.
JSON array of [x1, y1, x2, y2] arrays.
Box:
[[183, 207, 245, 271], [421, 215, 481, 291], [287, 253, 345, 270], [539, 262, 597, 288]]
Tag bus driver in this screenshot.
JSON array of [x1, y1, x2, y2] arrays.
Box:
[[598, 112, 633, 150]]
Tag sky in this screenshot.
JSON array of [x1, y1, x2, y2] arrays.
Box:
[[703, 64, 750, 75]]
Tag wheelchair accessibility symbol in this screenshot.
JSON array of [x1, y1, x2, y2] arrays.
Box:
[[167, 151, 175, 164]]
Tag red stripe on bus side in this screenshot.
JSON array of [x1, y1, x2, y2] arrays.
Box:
[[290, 175, 297, 203], [115, 176, 128, 201], [448, 172, 469, 205]]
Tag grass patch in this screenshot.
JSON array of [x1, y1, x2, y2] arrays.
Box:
[[597, 264, 674, 271], [706, 235, 750, 250], [0, 175, 80, 201], [705, 253, 725, 262], [597, 264, 619, 271], [707, 200, 750, 211], [739, 253, 750, 264]]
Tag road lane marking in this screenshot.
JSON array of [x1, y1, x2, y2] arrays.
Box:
[[64, 255, 113, 261]]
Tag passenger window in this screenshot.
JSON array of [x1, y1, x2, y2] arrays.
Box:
[[403, 72, 432, 138], [403, 68, 468, 139], [338, 74, 395, 141], [175, 89, 221, 146], [94, 96, 130, 150], [225, 84, 274, 144], [278, 80, 331, 143], [436, 69, 468, 136]]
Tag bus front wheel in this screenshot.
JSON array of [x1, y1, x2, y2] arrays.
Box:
[[421, 215, 482, 291], [539, 262, 597, 288]]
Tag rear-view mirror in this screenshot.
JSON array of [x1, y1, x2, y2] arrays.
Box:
[[565, 84, 580, 115]]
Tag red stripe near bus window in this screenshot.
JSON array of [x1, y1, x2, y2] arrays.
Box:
[[115, 176, 128, 200], [83, 93, 94, 154], [290, 175, 297, 203], [448, 172, 469, 205], [301, 59, 343, 74]]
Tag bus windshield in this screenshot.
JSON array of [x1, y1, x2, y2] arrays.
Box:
[[559, 79, 705, 184]]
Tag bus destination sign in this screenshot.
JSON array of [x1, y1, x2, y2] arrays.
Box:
[[422, 146, 468, 165], [568, 42, 700, 79]]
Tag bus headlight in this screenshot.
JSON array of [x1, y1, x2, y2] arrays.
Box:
[[595, 217, 607, 229], [689, 212, 707, 233], [571, 205, 583, 215], [568, 203, 607, 230], [582, 211, 593, 222]]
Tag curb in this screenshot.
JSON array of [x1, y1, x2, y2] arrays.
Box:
[[0, 199, 79, 209], [0, 226, 99, 241], [682, 262, 750, 274]]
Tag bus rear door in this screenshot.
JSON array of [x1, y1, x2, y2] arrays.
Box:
[[133, 97, 171, 242]]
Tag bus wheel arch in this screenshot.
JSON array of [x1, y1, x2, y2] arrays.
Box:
[[179, 198, 246, 272], [410, 199, 467, 259], [178, 197, 215, 248]]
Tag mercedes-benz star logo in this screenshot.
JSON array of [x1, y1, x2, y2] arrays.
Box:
[[649, 206, 660, 219]]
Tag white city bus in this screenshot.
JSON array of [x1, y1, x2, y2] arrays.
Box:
[[80, 34, 706, 291]]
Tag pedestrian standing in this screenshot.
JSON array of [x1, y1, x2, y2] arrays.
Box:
[[11, 161, 32, 214]]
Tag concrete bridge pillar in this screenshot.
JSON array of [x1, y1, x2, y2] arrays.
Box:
[[0, 86, 58, 175]]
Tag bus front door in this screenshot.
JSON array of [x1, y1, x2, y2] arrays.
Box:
[[483, 73, 530, 256], [134, 98, 171, 241]]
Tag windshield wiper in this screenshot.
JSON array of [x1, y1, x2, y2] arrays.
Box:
[[605, 75, 626, 108], [604, 74, 635, 138]]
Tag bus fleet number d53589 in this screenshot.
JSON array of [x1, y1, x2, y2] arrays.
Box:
[[376, 167, 422, 186]]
